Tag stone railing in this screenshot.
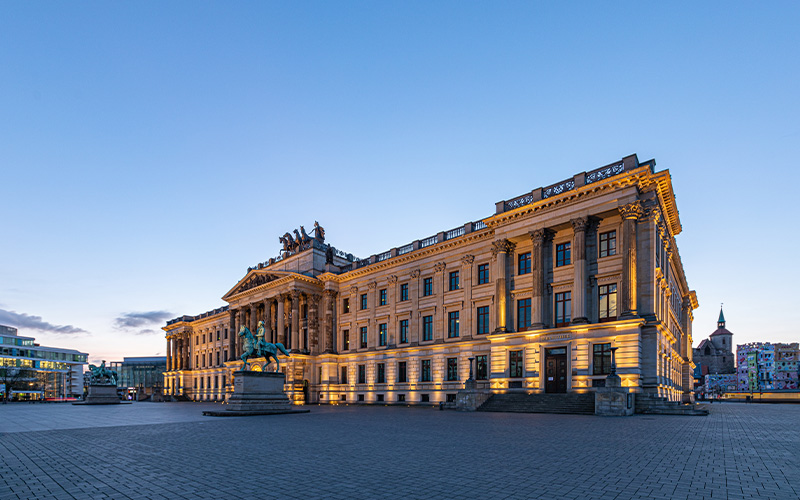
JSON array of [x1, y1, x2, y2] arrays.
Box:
[[444, 226, 465, 240], [419, 236, 437, 248], [498, 156, 637, 213], [376, 251, 391, 262], [397, 243, 414, 255]]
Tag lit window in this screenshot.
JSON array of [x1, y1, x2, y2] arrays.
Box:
[[379, 289, 387, 306], [378, 323, 387, 347]]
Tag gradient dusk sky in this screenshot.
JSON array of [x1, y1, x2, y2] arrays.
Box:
[[2, 3, 799, 363]]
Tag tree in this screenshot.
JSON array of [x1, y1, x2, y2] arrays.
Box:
[[0, 366, 41, 403]]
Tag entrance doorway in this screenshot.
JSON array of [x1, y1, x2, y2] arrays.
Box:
[[545, 347, 568, 393]]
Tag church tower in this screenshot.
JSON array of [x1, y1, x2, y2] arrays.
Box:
[[709, 306, 733, 354]]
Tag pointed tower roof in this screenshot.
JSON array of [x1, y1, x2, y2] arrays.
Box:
[[710, 305, 732, 337]]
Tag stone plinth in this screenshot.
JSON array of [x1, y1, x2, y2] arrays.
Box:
[[203, 371, 308, 417], [595, 375, 634, 417], [73, 384, 129, 405]]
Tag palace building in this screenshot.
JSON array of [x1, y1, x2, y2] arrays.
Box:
[[163, 154, 698, 405]]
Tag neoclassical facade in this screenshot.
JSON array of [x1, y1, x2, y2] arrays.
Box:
[[164, 154, 698, 404]]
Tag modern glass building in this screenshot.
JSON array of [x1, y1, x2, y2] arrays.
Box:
[[109, 356, 166, 400], [0, 325, 88, 400]]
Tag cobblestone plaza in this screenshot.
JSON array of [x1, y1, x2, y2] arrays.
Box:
[[1, 403, 798, 500]]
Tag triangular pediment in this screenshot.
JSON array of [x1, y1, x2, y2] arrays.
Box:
[[222, 270, 299, 301]]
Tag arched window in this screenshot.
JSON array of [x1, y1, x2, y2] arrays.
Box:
[[704, 346, 711, 355]]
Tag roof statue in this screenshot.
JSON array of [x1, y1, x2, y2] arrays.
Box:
[[314, 221, 325, 242], [238, 323, 290, 372]]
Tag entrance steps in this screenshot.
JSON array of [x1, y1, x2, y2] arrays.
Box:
[[477, 392, 595, 415], [635, 394, 709, 416]]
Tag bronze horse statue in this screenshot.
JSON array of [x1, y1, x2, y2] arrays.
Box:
[[238, 323, 290, 372]]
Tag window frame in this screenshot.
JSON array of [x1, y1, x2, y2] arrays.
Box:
[[342, 329, 350, 351], [378, 323, 387, 347], [593, 343, 612, 375], [477, 305, 489, 335], [379, 289, 387, 306], [376, 363, 386, 384], [359, 326, 368, 349], [517, 298, 531, 331], [397, 361, 407, 383], [475, 354, 488, 380], [423, 277, 433, 296], [477, 263, 489, 285], [446, 357, 458, 381], [399, 319, 409, 344], [598, 283, 618, 322], [357, 364, 366, 384], [447, 311, 460, 338], [420, 359, 431, 382], [400, 283, 409, 302], [555, 291, 571, 327], [556, 242, 571, 267], [448, 270, 460, 291], [518, 252, 531, 275], [509, 350, 524, 378], [360, 293, 368, 310], [422, 315, 433, 342], [599, 230, 617, 258]]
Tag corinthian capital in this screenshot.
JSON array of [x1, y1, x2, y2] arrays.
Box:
[[491, 239, 515, 256], [387, 275, 398, 284], [367, 281, 378, 290], [349, 285, 359, 295], [461, 254, 475, 266], [570, 217, 590, 233], [410, 269, 421, 279], [434, 262, 447, 274], [529, 228, 554, 244], [323, 289, 338, 299], [619, 201, 644, 220]]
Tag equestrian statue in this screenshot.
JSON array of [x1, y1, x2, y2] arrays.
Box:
[[238, 322, 290, 372], [88, 360, 118, 385]]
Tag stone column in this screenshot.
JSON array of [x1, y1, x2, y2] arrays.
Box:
[[530, 229, 554, 328], [277, 295, 286, 345], [367, 281, 377, 347], [237, 309, 246, 358], [461, 255, 474, 338], [323, 289, 337, 353], [387, 275, 398, 346], [249, 304, 257, 337], [291, 290, 300, 352], [433, 263, 446, 341], [619, 201, 643, 317], [309, 293, 321, 354], [264, 299, 273, 343], [491, 239, 514, 332], [409, 269, 420, 344], [570, 217, 591, 324], [166, 338, 172, 371], [228, 309, 236, 362]]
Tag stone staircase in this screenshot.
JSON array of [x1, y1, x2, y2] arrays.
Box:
[[477, 392, 596, 415], [635, 394, 709, 416]]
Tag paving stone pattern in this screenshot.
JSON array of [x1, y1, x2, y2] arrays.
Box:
[[0, 402, 798, 500]]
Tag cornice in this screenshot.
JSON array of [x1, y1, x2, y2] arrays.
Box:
[[332, 228, 494, 281]]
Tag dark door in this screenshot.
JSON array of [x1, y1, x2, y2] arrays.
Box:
[[545, 347, 568, 393]]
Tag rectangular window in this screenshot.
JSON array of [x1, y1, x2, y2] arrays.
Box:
[[515, 298, 531, 331], [420, 359, 431, 382], [341, 366, 348, 384], [421, 393, 430, 402], [556, 242, 571, 267], [593, 343, 612, 375], [399, 319, 409, 344], [555, 292, 571, 327], [378, 323, 387, 347], [422, 315, 433, 341], [477, 264, 489, 285], [447, 357, 458, 381], [376, 394, 384, 402], [342, 330, 350, 351], [509, 350, 523, 378], [216, 351, 220, 366], [397, 394, 405, 402], [400, 283, 409, 301], [476, 355, 488, 380], [477, 306, 489, 335], [518, 252, 531, 275], [379, 289, 387, 306], [423, 277, 433, 296], [599, 230, 617, 258], [343, 297, 350, 314], [599, 284, 618, 322], [360, 326, 368, 349], [358, 364, 366, 384], [377, 363, 385, 383], [224, 328, 228, 339], [216, 331, 220, 341], [449, 271, 460, 291], [448, 311, 460, 338], [360, 293, 368, 310], [398, 361, 407, 383]]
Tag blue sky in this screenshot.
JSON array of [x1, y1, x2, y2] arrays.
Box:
[[2, 3, 798, 362]]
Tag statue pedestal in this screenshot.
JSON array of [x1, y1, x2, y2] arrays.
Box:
[[203, 371, 308, 417], [594, 374, 634, 416], [73, 384, 130, 405]]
